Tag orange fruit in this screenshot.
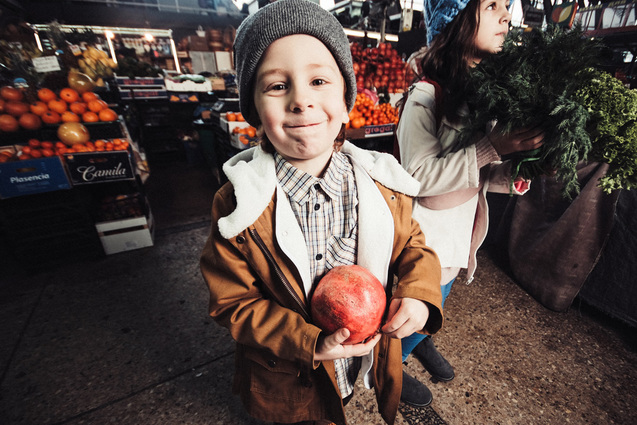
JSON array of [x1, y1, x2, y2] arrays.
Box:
[[87, 99, 107, 113], [30, 101, 49, 116], [81, 91, 99, 103], [61, 111, 81, 122], [98, 108, 117, 122], [82, 111, 99, 122], [236, 113, 245, 122], [41, 110, 61, 124], [37, 88, 57, 103], [226, 112, 236, 121], [48, 99, 68, 114], [69, 102, 87, 115], [60, 88, 80, 104]]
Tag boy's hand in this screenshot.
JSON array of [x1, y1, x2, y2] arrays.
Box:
[[315, 328, 381, 361], [381, 297, 429, 339]]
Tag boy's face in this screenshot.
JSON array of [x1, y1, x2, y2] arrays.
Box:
[[253, 34, 349, 176]]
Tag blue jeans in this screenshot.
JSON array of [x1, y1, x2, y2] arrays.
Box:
[[401, 278, 455, 362]]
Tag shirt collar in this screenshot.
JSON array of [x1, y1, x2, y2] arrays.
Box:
[[274, 151, 348, 204]]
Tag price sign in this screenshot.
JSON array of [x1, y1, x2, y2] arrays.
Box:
[[32, 56, 61, 73]]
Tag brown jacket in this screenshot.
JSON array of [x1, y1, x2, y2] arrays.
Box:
[[200, 143, 443, 424]]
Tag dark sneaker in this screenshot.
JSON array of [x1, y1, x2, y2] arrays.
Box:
[[413, 337, 455, 381], [400, 371, 433, 407]]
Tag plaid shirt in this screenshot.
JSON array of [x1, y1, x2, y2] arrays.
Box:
[[275, 151, 361, 398]]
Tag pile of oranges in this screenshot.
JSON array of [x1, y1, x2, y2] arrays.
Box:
[[0, 85, 118, 133], [347, 93, 399, 130], [225, 111, 245, 122], [33, 87, 117, 125], [232, 125, 258, 145]]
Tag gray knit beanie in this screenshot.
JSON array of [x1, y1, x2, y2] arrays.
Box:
[[233, 0, 356, 127]]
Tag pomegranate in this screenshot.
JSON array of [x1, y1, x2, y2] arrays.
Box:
[[311, 265, 386, 345]]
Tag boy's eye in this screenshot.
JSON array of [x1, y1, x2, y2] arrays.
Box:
[[270, 83, 287, 91], [312, 78, 327, 86]]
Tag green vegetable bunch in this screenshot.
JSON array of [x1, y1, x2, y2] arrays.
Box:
[[462, 26, 606, 197], [573, 69, 637, 193]]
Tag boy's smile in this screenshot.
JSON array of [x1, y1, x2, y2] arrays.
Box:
[[253, 34, 350, 177]]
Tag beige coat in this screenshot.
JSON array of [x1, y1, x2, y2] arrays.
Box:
[[200, 143, 443, 424], [397, 81, 528, 281]]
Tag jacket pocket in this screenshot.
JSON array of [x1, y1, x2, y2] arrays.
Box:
[[245, 348, 314, 403]]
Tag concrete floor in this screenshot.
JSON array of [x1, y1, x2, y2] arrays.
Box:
[[1, 159, 636, 425]]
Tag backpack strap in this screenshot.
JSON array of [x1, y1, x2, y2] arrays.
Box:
[[393, 78, 443, 163]]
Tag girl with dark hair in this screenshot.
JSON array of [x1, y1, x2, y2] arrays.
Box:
[[396, 0, 545, 407]]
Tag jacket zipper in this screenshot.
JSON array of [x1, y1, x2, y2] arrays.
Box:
[[248, 227, 311, 322]]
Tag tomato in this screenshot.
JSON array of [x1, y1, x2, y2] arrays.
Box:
[[1, 86, 23, 102]]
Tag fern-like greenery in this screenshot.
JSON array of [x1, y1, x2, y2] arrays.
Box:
[[462, 26, 604, 197], [573, 69, 637, 193]]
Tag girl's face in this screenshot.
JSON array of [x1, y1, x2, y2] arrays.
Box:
[[473, 0, 511, 62], [253, 34, 349, 177]]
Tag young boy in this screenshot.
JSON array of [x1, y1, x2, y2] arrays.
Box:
[[200, 1, 443, 424]]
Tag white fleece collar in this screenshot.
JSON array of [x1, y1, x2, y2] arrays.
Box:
[[217, 142, 420, 239]]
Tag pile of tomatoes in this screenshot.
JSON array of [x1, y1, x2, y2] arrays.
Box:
[[347, 93, 399, 130], [0, 137, 131, 163], [0, 85, 118, 133]]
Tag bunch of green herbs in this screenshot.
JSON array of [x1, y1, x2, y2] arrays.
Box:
[[573, 68, 637, 193], [462, 26, 604, 197]]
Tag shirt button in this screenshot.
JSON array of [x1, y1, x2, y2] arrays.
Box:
[[316, 254, 323, 260], [314, 184, 320, 190], [314, 203, 320, 211]]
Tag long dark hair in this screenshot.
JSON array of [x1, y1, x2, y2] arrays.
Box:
[[418, 0, 481, 123]]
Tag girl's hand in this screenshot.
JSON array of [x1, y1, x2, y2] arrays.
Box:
[[381, 297, 429, 339], [315, 328, 381, 361], [488, 123, 545, 156]]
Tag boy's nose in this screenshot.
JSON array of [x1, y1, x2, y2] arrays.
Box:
[[289, 87, 312, 112]]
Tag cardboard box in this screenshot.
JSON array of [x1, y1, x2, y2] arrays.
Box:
[[119, 88, 168, 100], [64, 150, 135, 185], [115, 76, 165, 87], [231, 133, 258, 150], [346, 123, 395, 140], [95, 212, 154, 255], [219, 113, 251, 133], [188, 36, 209, 52], [165, 78, 212, 92], [0, 156, 71, 199]]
